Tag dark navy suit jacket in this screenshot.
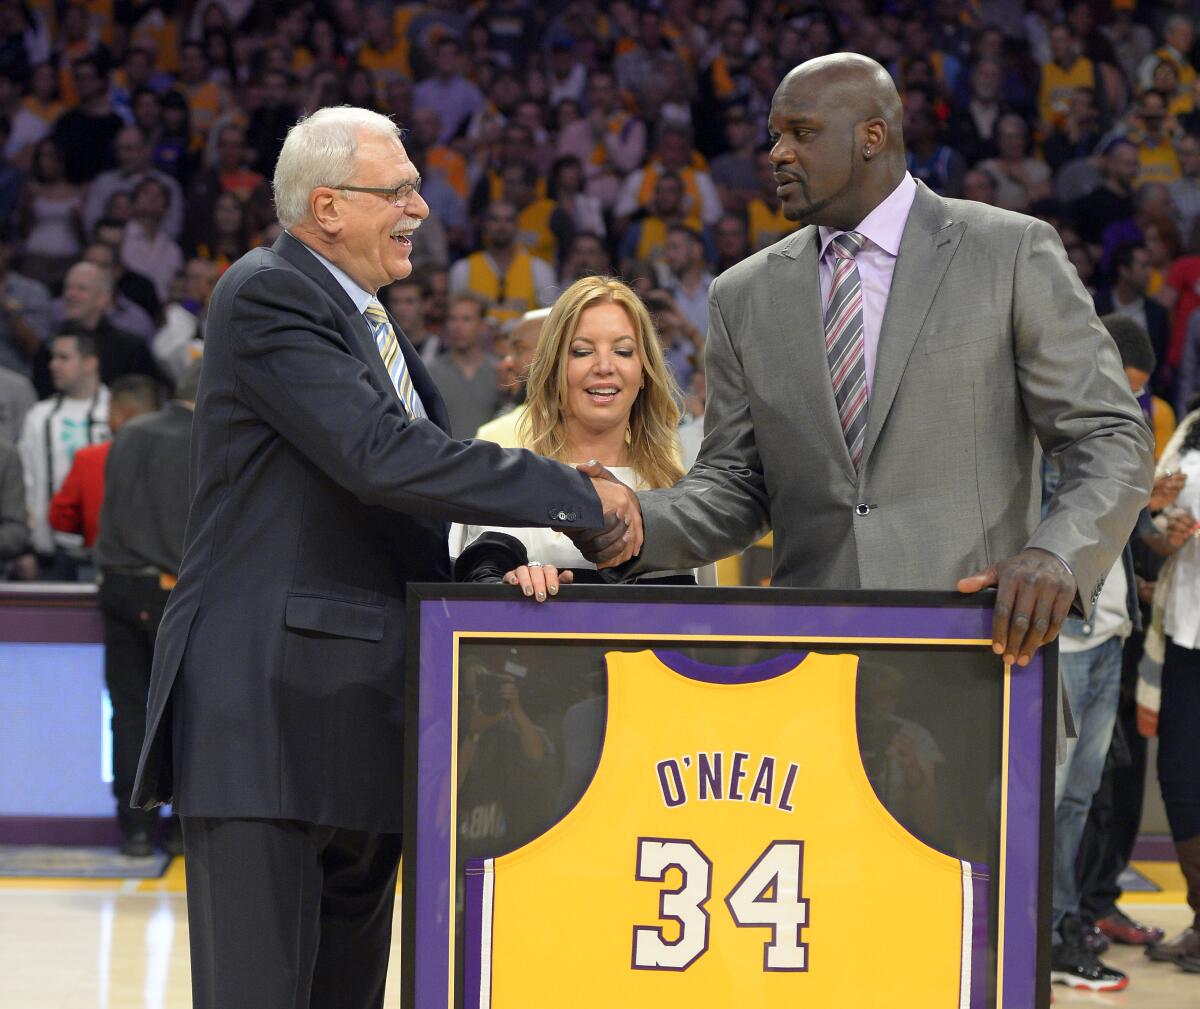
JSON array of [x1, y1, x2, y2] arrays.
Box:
[[132, 233, 601, 832]]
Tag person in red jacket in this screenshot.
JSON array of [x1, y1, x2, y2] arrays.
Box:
[[48, 374, 161, 546]]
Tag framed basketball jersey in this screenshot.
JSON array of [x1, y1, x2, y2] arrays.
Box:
[[403, 588, 1055, 1009]]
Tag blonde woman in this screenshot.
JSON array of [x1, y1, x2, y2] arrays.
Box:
[[453, 275, 695, 593]]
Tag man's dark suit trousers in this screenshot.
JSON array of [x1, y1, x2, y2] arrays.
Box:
[[181, 816, 404, 1009]]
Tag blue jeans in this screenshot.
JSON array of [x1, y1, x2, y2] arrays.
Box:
[[1053, 635, 1123, 936]]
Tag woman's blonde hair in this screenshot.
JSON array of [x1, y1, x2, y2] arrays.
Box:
[[518, 276, 684, 489]]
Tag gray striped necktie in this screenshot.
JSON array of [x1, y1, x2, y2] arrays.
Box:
[[364, 300, 426, 419], [824, 231, 868, 470]]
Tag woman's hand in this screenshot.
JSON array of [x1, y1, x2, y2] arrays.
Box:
[[504, 562, 573, 602], [1165, 508, 1199, 550]]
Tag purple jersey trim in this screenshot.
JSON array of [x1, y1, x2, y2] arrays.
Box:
[[971, 864, 989, 1009], [652, 649, 810, 684], [464, 858, 486, 1009]]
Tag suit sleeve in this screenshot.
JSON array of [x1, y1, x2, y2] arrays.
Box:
[[1013, 218, 1155, 616], [227, 267, 603, 530], [625, 276, 771, 575]]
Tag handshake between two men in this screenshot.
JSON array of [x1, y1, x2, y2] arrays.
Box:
[[542, 463, 1079, 672]]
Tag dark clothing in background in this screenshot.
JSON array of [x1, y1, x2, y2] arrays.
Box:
[[118, 270, 162, 325], [1093, 288, 1171, 386], [52, 109, 124, 184], [0, 439, 30, 561], [245, 105, 298, 177], [95, 400, 192, 840], [1070, 187, 1134, 247], [98, 571, 171, 837], [95, 401, 192, 572], [1159, 639, 1200, 842], [33, 318, 161, 399]]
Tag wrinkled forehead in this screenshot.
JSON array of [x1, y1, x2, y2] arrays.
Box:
[[356, 130, 410, 163], [352, 130, 417, 181]]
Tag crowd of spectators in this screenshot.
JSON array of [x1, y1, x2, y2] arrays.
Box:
[[1, 0, 1199, 575]]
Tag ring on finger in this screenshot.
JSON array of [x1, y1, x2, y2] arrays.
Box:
[[527, 560, 544, 568]]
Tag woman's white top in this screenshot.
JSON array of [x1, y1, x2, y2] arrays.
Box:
[[1165, 450, 1200, 650]]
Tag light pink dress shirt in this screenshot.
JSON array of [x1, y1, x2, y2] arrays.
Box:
[[817, 173, 918, 395]]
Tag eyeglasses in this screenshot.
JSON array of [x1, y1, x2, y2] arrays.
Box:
[[338, 177, 423, 207]]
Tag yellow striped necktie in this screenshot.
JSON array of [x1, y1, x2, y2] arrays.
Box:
[[364, 300, 426, 419]]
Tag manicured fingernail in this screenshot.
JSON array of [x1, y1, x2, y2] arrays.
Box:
[[992, 643, 1004, 654], [536, 591, 545, 601], [1004, 654, 1014, 664], [549, 586, 558, 596], [523, 586, 532, 597]]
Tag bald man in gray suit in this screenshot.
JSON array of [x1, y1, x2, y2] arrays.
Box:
[[578, 54, 1152, 674]]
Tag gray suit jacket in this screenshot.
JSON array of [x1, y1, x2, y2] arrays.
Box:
[[634, 183, 1154, 614]]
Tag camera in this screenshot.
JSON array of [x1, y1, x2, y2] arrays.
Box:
[[476, 671, 509, 716]]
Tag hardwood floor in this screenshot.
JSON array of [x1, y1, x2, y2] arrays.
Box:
[[0, 859, 1194, 1007]]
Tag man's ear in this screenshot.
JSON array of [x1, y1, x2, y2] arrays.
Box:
[[310, 188, 343, 237], [861, 117, 887, 159]]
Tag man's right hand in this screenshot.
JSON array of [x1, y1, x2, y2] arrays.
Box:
[[570, 462, 643, 567]]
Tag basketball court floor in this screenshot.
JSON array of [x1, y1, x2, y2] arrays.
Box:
[[0, 858, 1195, 1007]]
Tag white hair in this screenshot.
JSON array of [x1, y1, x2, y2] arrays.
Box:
[[273, 106, 402, 229]]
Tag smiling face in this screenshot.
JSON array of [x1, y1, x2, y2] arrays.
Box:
[[332, 131, 429, 291], [563, 302, 644, 440]]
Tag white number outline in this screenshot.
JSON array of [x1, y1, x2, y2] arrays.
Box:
[[631, 837, 713, 971], [724, 839, 810, 972]]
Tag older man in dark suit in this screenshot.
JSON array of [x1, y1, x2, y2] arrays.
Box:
[[131, 106, 638, 1009]]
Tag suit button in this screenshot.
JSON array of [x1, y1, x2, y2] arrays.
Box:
[[550, 508, 568, 522], [565, 511, 578, 521], [855, 503, 870, 516]]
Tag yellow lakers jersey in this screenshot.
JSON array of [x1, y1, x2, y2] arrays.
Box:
[[465, 649, 988, 1008]]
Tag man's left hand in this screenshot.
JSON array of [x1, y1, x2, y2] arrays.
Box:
[[956, 548, 1076, 666]]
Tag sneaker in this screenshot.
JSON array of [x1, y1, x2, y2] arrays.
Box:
[[1083, 922, 1110, 954], [1147, 926, 1200, 964], [1051, 939, 1130, 992], [1096, 909, 1165, 946]]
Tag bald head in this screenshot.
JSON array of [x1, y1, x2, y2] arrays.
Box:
[[777, 53, 904, 142], [768, 54, 907, 230]]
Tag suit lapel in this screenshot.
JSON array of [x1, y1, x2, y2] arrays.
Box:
[[863, 183, 962, 467], [273, 234, 451, 435], [769, 227, 857, 481]]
